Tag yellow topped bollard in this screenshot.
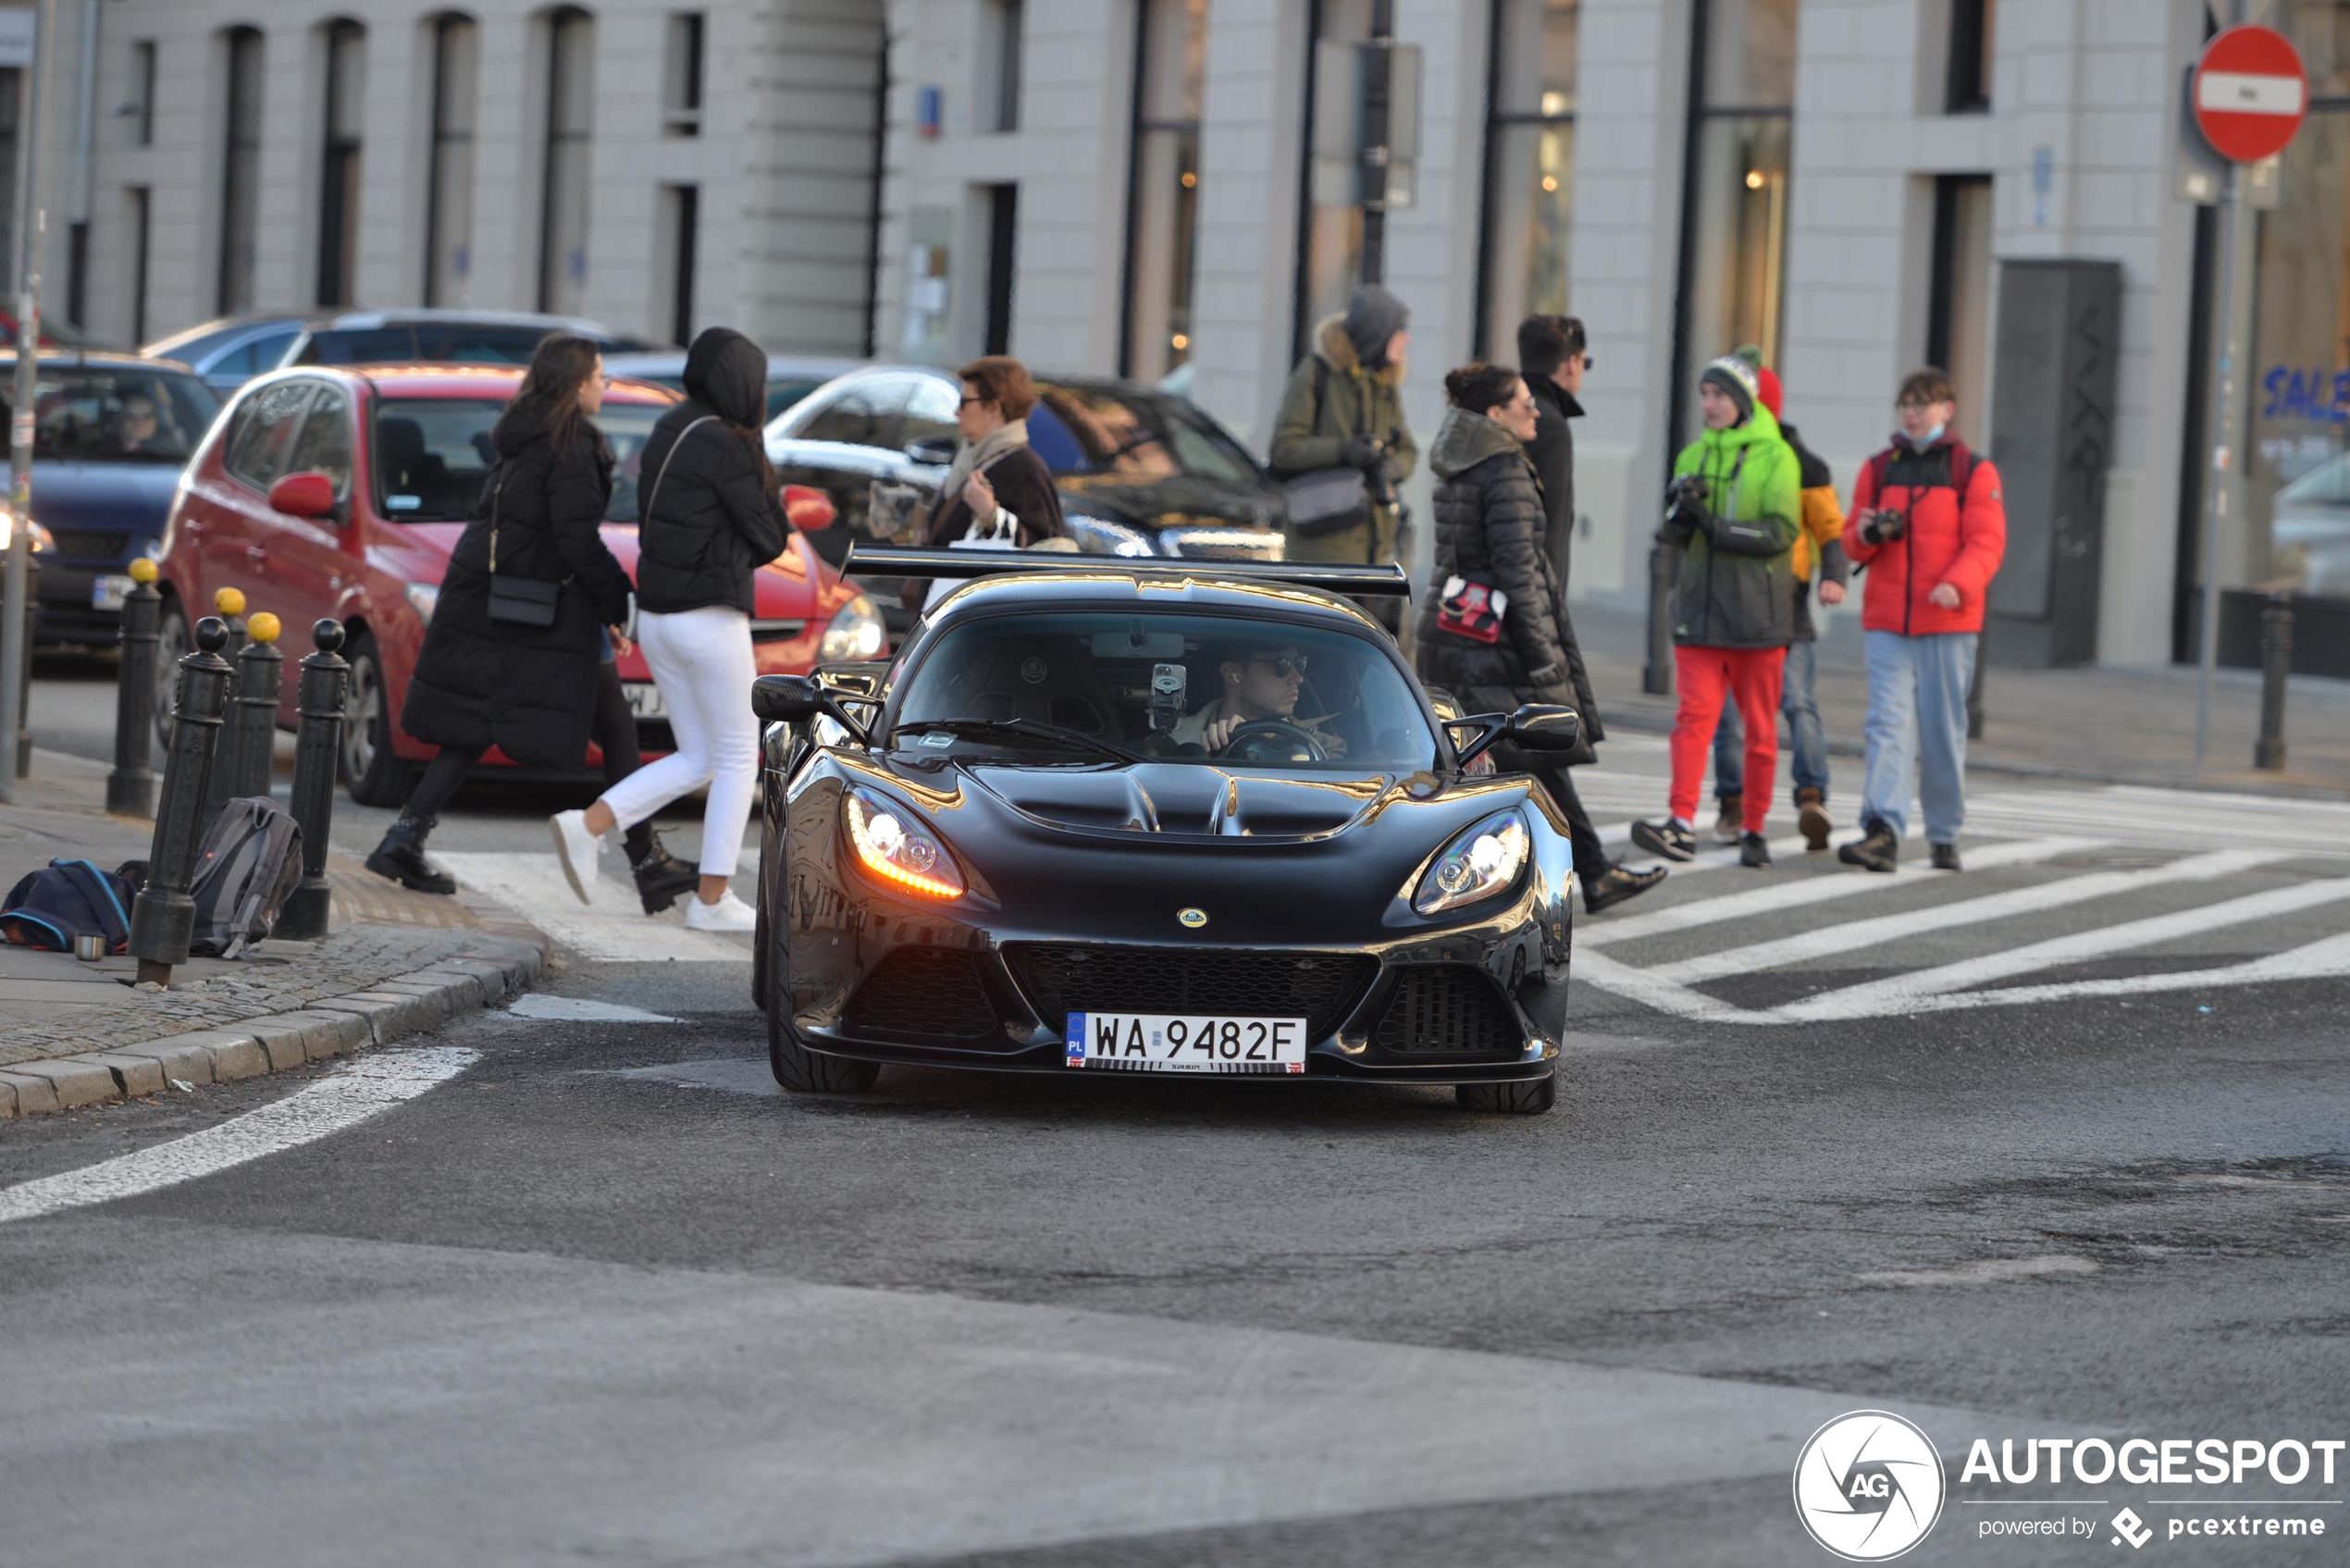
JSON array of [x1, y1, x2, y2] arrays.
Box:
[[128, 556, 157, 585], [213, 586, 245, 616], [110, 556, 167, 815], [247, 611, 282, 645]]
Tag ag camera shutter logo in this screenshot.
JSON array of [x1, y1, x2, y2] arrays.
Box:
[[1793, 1410, 1947, 1561]]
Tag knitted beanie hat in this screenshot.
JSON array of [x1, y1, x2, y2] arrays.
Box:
[[1700, 354, 1759, 420]]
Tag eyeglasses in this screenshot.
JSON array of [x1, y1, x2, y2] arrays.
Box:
[[1573, 352, 1595, 370], [959, 395, 990, 409], [1247, 653, 1309, 677], [1895, 398, 1940, 413]]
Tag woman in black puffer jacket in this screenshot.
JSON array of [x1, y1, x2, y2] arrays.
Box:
[[1416, 363, 1663, 915], [550, 327, 790, 932]]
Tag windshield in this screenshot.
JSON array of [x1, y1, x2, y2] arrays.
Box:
[[0, 365, 220, 463], [890, 611, 1437, 771], [1028, 387, 1259, 485], [372, 398, 666, 523]]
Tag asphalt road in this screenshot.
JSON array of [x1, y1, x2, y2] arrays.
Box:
[[6, 657, 2350, 1566]]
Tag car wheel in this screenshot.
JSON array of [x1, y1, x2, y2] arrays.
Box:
[[153, 599, 191, 750], [339, 631, 412, 807], [768, 1000, 880, 1095], [1454, 1073, 1557, 1116]]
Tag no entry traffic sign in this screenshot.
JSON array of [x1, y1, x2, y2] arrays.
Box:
[[2193, 24, 2307, 164]]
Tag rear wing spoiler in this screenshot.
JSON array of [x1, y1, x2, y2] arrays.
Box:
[[843, 545, 1414, 599]]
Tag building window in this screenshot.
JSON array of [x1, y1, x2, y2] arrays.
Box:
[[985, 0, 1024, 132], [130, 42, 156, 146], [424, 14, 477, 308], [1671, 0, 1796, 445], [1122, 0, 1206, 379], [984, 183, 1019, 354], [538, 7, 594, 316], [217, 27, 264, 316], [1946, 0, 1992, 114], [1925, 174, 1992, 442], [1295, 0, 1379, 354], [1476, 0, 1577, 357], [128, 188, 151, 343], [317, 21, 365, 309], [659, 184, 698, 346], [663, 12, 703, 137]]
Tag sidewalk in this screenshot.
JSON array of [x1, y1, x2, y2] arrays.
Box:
[[0, 748, 546, 1118], [1570, 599, 2350, 800]]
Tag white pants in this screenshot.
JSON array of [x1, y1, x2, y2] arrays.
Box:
[[599, 606, 759, 876]]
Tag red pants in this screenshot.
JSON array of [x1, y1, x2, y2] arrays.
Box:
[[1670, 645, 1787, 833]]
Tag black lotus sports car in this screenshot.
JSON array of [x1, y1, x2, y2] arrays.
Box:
[[749, 549, 1585, 1115]]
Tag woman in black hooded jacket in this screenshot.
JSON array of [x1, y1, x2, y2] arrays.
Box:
[[550, 327, 789, 932], [1416, 363, 1664, 916]]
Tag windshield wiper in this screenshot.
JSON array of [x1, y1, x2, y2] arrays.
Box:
[[894, 717, 1144, 764]]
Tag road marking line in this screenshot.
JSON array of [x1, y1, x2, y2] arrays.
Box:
[[436, 852, 748, 964], [1666, 848, 2282, 985], [1570, 948, 1775, 1024], [0, 1045, 478, 1227], [1872, 931, 2350, 1015], [1779, 878, 2350, 1022], [1581, 835, 2101, 948], [506, 995, 678, 1023]]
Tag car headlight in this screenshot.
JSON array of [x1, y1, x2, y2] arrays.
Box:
[[1412, 809, 1530, 915], [843, 785, 964, 899], [0, 512, 54, 553], [818, 594, 886, 662], [403, 583, 439, 621], [1064, 512, 1156, 557]]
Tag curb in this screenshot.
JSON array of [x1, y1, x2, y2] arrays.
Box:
[[0, 928, 548, 1120]]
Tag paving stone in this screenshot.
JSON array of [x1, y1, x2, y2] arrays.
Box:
[[106, 1038, 217, 1087], [80, 1053, 167, 1098], [0, 1071, 58, 1113], [0, 1077, 16, 1117], [308, 994, 408, 1044], [246, 1009, 369, 1062], [149, 1030, 269, 1083], [8, 1057, 118, 1110]]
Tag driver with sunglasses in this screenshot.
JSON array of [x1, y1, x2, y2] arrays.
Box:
[[1164, 639, 1348, 759]]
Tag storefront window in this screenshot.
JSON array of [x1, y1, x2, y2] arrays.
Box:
[[1124, 0, 1206, 381], [1477, 0, 1577, 356], [1296, 0, 1376, 352]]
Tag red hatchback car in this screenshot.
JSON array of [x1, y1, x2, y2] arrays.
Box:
[[155, 364, 883, 804]]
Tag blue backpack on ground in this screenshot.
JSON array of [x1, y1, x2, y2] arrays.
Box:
[[1, 858, 136, 954]]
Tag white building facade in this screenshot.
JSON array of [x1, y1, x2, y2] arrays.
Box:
[[12, 0, 2350, 672]]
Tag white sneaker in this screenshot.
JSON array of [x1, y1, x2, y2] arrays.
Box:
[[550, 809, 605, 906], [684, 889, 758, 932]]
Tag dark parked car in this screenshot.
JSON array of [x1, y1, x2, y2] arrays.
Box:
[[765, 365, 1287, 632], [0, 352, 223, 646], [750, 549, 1580, 1115], [142, 310, 652, 398]]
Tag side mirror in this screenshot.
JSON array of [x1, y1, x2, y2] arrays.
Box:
[[750, 673, 823, 725], [268, 472, 338, 520], [783, 484, 836, 532], [904, 436, 959, 467], [1503, 702, 1581, 752]]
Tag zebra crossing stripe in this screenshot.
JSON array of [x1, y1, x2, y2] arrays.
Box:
[[1778, 877, 2350, 1022], [1880, 931, 2350, 1016], [1580, 835, 2101, 949], [1664, 848, 2282, 987]]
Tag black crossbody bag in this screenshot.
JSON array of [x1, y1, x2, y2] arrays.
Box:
[[483, 468, 563, 628]]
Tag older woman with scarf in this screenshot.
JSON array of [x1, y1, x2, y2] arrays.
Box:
[[550, 327, 789, 932], [924, 356, 1065, 545]]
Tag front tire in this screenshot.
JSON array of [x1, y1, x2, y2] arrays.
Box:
[[768, 1005, 880, 1094], [339, 630, 413, 807], [1455, 1072, 1557, 1116]]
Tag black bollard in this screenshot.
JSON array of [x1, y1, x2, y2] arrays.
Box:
[[216, 611, 284, 817], [1641, 540, 1676, 697], [1965, 629, 1987, 741], [276, 619, 349, 940], [129, 616, 235, 988], [14, 550, 35, 777], [107, 557, 161, 816], [2255, 592, 2292, 772]]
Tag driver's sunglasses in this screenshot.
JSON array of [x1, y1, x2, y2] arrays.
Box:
[[1249, 654, 1309, 678]]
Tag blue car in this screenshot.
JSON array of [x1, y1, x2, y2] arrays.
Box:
[[2, 352, 222, 647]]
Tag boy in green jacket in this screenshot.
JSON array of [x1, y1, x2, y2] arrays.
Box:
[[1631, 355, 1800, 868]]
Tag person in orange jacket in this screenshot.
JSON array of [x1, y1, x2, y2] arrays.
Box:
[[1837, 366, 2007, 874], [1709, 349, 1849, 852]]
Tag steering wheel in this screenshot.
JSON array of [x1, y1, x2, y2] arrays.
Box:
[[1219, 719, 1329, 763]]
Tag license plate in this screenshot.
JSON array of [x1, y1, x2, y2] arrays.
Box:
[[624, 681, 665, 719], [92, 574, 135, 611], [1065, 1012, 1309, 1074]]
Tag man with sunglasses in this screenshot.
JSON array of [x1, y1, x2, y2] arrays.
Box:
[[1169, 639, 1347, 758], [1515, 314, 1589, 580]]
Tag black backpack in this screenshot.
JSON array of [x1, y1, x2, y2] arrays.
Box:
[[188, 798, 304, 958], [1, 858, 136, 953]]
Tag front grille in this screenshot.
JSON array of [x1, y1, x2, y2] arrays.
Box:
[[1375, 968, 1520, 1056], [48, 528, 130, 561], [844, 947, 999, 1041], [1009, 944, 1374, 1035]]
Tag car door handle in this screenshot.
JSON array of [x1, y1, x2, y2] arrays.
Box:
[[245, 545, 269, 562]]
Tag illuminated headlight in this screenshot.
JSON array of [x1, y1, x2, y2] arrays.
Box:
[[0, 512, 54, 553], [844, 786, 964, 899], [818, 594, 886, 661], [403, 583, 439, 621], [1412, 809, 1530, 915], [1064, 512, 1156, 557]]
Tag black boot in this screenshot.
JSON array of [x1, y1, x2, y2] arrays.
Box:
[[365, 814, 455, 895], [1837, 818, 1899, 874], [1584, 861, 1667, 915], [631, 831, 702, 915]]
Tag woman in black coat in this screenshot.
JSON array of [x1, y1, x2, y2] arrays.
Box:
[[1416, 363, 1664, 916], [366, 333, 638, 893], [550, 327, 790, 932]]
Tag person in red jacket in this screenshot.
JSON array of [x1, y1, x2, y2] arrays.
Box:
[[1837, 367, 2006, 873]]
